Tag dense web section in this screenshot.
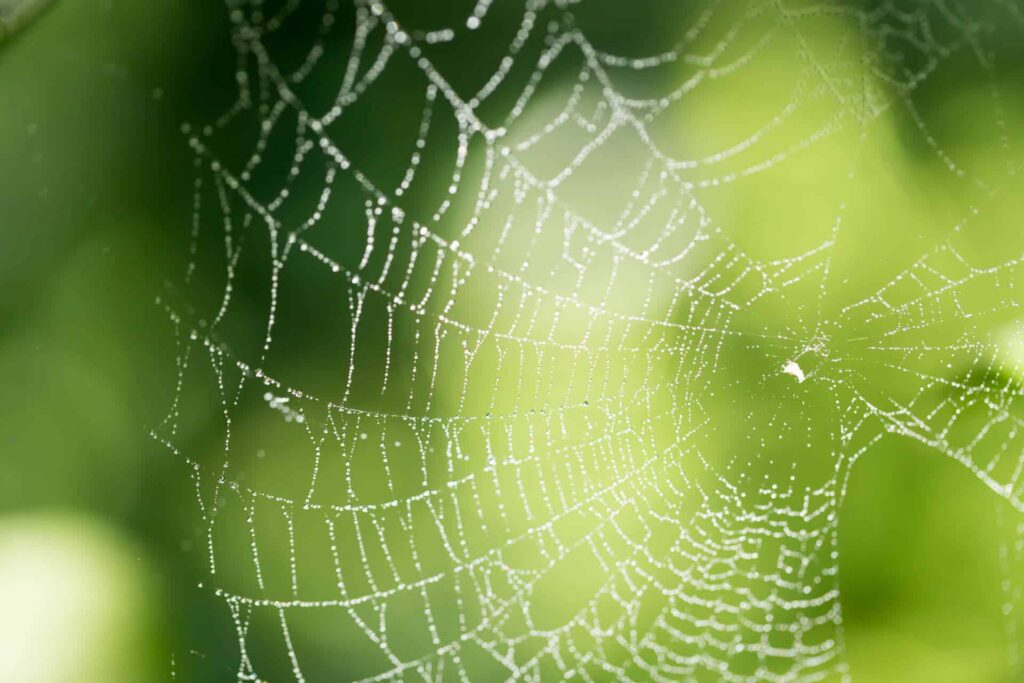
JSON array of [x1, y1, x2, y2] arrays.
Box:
[[155, 0, 1024, 680]]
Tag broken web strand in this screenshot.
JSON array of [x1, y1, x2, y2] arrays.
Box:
[[154, 0, 1024, 681]]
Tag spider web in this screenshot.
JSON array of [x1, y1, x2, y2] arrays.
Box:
[[154, 0, 1024, 680]]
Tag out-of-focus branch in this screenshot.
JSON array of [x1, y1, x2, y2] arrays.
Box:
[[0, 0, 55, 46]]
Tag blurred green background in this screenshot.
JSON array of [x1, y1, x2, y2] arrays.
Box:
[[1, 0, 1023, 681]]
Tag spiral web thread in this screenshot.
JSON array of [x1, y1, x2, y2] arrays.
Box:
[[154, 0, 1024, 680]]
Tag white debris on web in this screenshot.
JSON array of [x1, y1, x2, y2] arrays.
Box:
[[782, 360, 805, 383], [151, 0, 1024, 681]]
